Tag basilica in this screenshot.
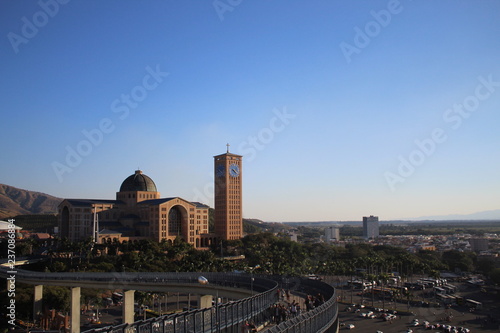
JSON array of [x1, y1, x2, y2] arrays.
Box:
[[58, 149, 243, 248]]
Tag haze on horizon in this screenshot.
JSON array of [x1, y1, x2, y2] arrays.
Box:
[[1, 1, 499, 222]]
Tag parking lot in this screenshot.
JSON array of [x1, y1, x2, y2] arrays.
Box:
[[338, 304, 489, 333], [335, 280, 500, 332]]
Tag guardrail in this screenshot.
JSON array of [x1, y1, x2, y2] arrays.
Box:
[[263, 278, 338, 333]]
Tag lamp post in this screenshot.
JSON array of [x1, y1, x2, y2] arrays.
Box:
[[198, 276, 219, 333], [249, 265, 260, 320], [250, 265, 260, 295]]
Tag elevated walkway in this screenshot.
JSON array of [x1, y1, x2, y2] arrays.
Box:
[[0, 268, 339, 333]]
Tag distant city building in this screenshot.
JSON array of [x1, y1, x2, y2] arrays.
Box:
[[417, 244, 436, 251], [288, 230, 298, 242], [469, 238, 489, 252], [325, 225, 340, 242], [363, 215, 379, 239], [58, 148, 243, 248]]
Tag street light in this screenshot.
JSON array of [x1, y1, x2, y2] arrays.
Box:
[[198, 276, 219, 333], [249, 265, 260, 319], [249, 265, 260, 295]]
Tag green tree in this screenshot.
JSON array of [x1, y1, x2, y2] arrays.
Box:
[[44, 286, 71, 312], [442, 250, 475, 272], [489, 268, 500, 285]]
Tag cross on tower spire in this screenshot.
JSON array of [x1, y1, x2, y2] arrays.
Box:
[[226, 143, 230, 153]]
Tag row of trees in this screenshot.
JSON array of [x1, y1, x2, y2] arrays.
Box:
[[1, 232, 497, 280], [19, 232, 495, 280]]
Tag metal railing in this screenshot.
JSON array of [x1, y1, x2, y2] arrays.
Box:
[[263, 278, 339, 333], [263, 279, 338, 333], [81, 276, 339, 333], [87, 289, 276, 333], [82, 273, 279, 333], [0, 268, 338, 333]]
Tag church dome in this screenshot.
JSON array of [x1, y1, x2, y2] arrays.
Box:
[[119, 170, 157, 192]]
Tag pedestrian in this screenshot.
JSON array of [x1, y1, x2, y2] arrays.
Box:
[[241, 320, 250, 333], [274, 304, 280, 323], [290, 301, 297, 317]]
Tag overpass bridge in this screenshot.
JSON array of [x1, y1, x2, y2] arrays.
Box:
[[0, 268, 338, 333]]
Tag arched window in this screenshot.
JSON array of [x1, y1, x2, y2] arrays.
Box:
[[168, 206, 182, 236]]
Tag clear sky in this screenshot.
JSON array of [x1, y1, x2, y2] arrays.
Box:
[[1, 0, 499, 222]]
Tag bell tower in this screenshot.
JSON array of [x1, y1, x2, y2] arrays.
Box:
[[214, 144, 242, 240]]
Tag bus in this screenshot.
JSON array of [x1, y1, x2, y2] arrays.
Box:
[[405, 282, 425, 290], [112, 292, 123, 303], [442, 284, 457, 294], [434, 287, 446, 295], [465, 299, 483, 310], [103, 297, 113, 307], [420, 278, 446, 287], [437, 294, 456, 305], [391, 286, 408, 293], [348, 280, 373, 289], [370, 287, 394, 298], [417, 279, 435, 288]]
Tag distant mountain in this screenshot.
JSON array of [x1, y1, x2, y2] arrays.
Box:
[[243, 218, 266, 233], [404, 209, 500, 221], [0, 184, 62, 219]]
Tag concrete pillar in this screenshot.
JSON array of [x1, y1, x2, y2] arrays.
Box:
[[122, 290, 135, 324], [33, 285, 43, 322], [70, 287, 81, 333], [199, 295, 213, 309]]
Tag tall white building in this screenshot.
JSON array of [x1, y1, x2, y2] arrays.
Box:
[[325, 225, 340, 242], [363, 215, 379, 239]]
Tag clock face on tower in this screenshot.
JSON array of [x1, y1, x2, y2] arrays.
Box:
[[229, 164, 240, 177], [216, 164, 225, 178]]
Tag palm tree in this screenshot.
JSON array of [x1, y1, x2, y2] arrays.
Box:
[[345, 261, 356, 305], [377, 271, 390, 310], [392, 288, 400, 311]]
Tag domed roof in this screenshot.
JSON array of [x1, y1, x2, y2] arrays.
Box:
[[119, 170, 157, 192]]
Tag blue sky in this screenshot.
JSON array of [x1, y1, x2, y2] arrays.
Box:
[[1, 0, 499, 221]]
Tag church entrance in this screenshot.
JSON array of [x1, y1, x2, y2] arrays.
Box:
[[168, 205, 187, 239]]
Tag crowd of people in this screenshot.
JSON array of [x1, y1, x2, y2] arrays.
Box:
[[241, 288, 327, 332], [269, 289, 326, 324]]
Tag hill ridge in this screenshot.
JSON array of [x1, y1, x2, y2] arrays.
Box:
[[0, 184, 62, 219]]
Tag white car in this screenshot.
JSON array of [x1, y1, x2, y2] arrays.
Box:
[[347, 324, 355, 329]]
